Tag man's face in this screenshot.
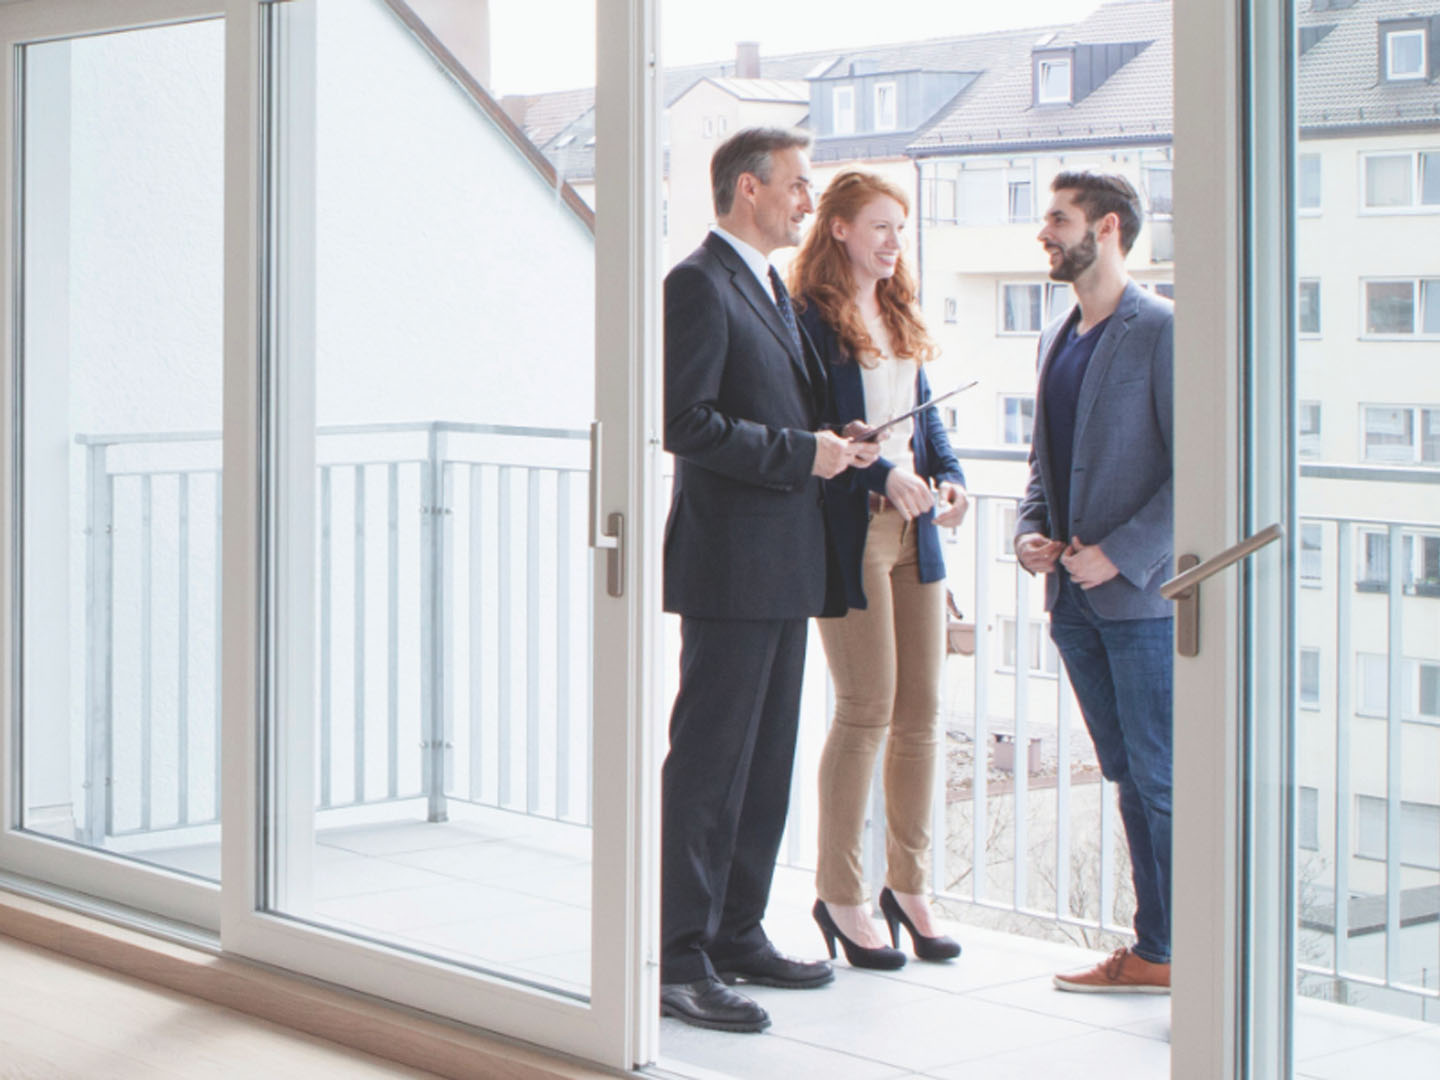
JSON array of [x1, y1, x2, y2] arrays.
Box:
[[1037, 189, 1100, 283], [749, 147, 814, 253]]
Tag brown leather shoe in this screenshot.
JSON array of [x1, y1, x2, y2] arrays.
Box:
[[1053, 947, 1171, 994]]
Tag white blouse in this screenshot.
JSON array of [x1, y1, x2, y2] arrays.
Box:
[[858, 318, 917, 475]]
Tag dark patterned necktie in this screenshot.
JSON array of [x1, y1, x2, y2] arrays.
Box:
[[769, 266, 803, 354]]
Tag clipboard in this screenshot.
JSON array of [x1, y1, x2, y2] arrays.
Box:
[[851, 379, 978, 442]]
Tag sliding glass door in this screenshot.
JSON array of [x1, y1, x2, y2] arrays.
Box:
[[2, 0, 660, 1068]]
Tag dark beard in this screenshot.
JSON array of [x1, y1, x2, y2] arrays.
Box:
[[1048, 229, 1098, 282]]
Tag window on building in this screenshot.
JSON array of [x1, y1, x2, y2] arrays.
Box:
[[1008, 178, 1033, 223], [874, 81, 897, 131], [1298, 153, 1322, 211], [1384, 27, 1426, 81], [1036, 56, 1071, 104], [1146, 165, 1173, 217], [1001, 282, 1070, 333], [1000, 504, 1017, 557], [1298, 279, 1321, 334], [1299, 787, 1319, 851], [1150, 219, 1175, 262], [1363, 405, 1440, 464], [1358, 652, 1388, 715], [943, 406, 959, 430], [1364, 279, 1440, 335], [1002, 284, 1042, 333], [1299, 401, 1321, 458], [1000, 617, 1060, 675], [943, 297, 958, 323], [1363, 151, 1440, 210], [1410, 661, 1440, 720], [1046, 282, 1074, 321], [1356, 796, 1440, 870], [700, 117, 714, 138], [1300, 522, 1323, 584], [1411, 532, 1440, 588], [1000, 395, 1035, 445], [1300, 648, 1321, 709], [833, 85, 855, 135], [922, 174, 956, 224]]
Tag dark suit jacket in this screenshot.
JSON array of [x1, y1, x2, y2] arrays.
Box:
[[799, 302, 965, 612], [1014, 280, 1174, 619], [663, 233, 836, 620]]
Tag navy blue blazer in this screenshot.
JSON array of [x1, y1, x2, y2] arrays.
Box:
[[799, 301, 965, 612]]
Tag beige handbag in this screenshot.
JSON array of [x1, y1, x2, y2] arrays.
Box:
[[945, 590, 975, 656]]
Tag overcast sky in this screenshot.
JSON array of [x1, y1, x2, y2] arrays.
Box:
[[488, 0, 1103, 96]]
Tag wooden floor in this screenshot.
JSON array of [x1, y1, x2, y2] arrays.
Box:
[[0, 934, 440, 1080]]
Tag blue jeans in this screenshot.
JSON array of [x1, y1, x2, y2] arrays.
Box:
[[1049, 575, 1173, 964]]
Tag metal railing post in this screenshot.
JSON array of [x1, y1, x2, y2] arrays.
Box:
[[82, 443, 114, 845], [420, 426, 449, 822]]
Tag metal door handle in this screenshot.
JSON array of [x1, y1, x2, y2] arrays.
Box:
[[1161, 522, 1283, 657], [588, 420, 624, 597]]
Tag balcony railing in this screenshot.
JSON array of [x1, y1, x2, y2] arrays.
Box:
[[75, 424, 1439, 1018]]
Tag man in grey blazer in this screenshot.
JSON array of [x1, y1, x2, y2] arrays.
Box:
[[1014, 172, 1174, 994], [660, 128, 876, 1032]]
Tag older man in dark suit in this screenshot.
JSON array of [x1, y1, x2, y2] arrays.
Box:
[[660, 128, 876, 1033]]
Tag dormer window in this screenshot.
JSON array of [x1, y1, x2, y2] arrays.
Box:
[[1036, 56, 1072, 105], [833, 85, 855, 135], [1386, 27, 1426, 80]]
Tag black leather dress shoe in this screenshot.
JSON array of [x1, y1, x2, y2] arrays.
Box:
[[660, 977, 771, 1033], [714, 943, 835, 989]]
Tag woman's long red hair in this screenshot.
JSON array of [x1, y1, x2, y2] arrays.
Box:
[[789, 170, 936, 367]]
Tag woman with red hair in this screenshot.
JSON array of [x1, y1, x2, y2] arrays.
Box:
[[791, 170, 968, 969]]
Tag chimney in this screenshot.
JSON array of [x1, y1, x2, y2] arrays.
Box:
[[736, 41, 760, 79]]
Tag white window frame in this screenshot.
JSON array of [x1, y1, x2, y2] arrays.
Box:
[[999, 282, 1043, 334], [997, 616, 1059, 677], [873, 80, 897, 132], [1297, 277, 1321, 337], [998, 393, 1035, 446], [1360, 150, 1440, 214], [1298, 152, 1322, 214], [1360, 277, 1440, 338], [1299, 522, 1323, 587], [1036, 56, 1072, 105], [1298, 400, 1321, 459], [1298, 647, 1321, 709], [942, 296, 958, 323], [1385, 27, 1427, 82], [832, 84, 855, 135], [997, 503, 1018, 560], [1356, 796, 1440, 870], [1359, 403, 1440, 465]]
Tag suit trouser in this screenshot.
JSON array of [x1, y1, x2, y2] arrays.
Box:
[[814, 509, 945, 905], [660, 615, 808, 984]]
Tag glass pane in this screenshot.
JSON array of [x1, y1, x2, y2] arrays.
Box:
[[1421, 152, 1440, 205], [1365, 155, 1412, 208], [1365, 281, 1415, 334], [1039, 59, 1070, 102], [1387, 31, 1425, 78], [1296, 12, 1439, 1044], [1003, 284, 1041, 332], [1046, 281, 1074, 321], [1423, 410, 1440, 464], [18, 21, 224, 878], [1298, 279, 1320, 333], [264, 0, 596, 996], [1299, 153, 1322, 209]]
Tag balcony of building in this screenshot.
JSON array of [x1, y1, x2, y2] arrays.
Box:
[[25, 420, 1439, 1077]]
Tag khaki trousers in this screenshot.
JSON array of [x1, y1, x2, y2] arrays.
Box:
[[815, 507, 945, 905]]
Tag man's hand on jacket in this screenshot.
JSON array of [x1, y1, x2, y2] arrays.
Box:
[[1016, 532, 1065, 574], [1061, 537, 1120, 589]]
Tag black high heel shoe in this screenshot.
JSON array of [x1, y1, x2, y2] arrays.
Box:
[[811, 900, 907, 970], [879, 887, 961, 961]]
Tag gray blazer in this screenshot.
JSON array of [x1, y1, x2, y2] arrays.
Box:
[[1014, 280, 1174, 620]]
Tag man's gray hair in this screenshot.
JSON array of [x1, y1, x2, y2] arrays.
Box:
[[710, 127, 812, 217]]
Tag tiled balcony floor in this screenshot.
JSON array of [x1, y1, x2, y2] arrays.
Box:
[[143, 816, 1439, 1079]]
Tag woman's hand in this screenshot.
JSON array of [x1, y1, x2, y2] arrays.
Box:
[[883, 468, 934, 521], [933, 481, 969, 528]]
